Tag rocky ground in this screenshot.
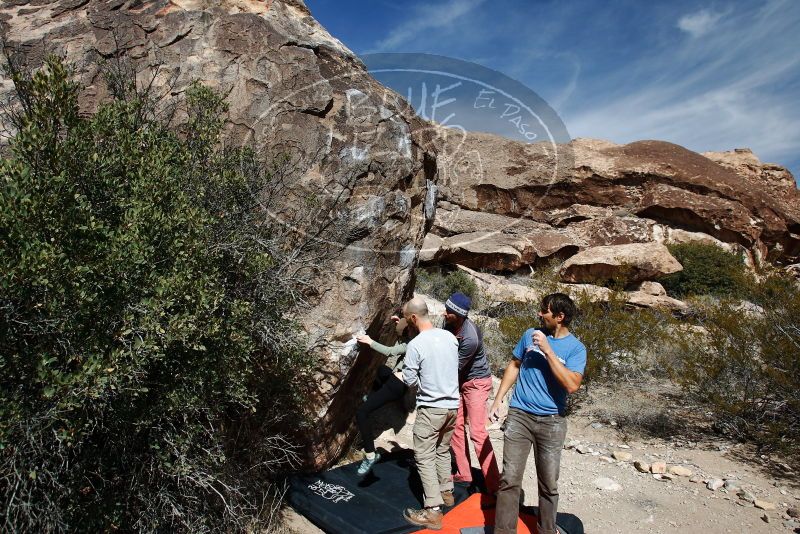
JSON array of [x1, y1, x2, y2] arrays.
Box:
[[281, 382, 800, 533]]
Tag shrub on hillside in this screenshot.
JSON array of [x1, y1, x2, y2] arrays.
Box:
[[660, 242, 751, 298], [0, 57, 333, 532], [415, 267, 479, 305], [671, 274, 800, 456]]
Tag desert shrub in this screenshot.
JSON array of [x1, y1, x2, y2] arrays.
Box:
[[0, 57, 330, 532], [415, 267, 479, 305], [670, 274, 800, 456], [660, 242, 751, 298]]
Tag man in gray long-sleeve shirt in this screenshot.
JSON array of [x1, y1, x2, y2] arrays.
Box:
[[401, 296, 459, 531]]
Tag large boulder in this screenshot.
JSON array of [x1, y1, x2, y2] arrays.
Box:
[[702, 148, 796, 189], [0, 0, 436, 468], [624, 291, 688, 312], [423, 230, 579, 271], [559, 242, 683, 284], [569, 216, 658, 247], [432, 132, 800, 266]]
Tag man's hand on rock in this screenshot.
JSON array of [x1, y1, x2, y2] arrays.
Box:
[[356, 334, 373, 346]]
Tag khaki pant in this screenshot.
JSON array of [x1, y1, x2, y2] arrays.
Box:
[[413, 406, 458, 507]]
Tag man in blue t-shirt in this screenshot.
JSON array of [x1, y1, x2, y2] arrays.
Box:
[[488, 293, 587, 534]]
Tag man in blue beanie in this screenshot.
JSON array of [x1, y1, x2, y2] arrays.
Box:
[[444, 292, 500, 496]]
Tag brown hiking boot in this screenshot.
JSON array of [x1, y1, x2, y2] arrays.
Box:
[[441, 490, 455, 507], [403, 507, 443, 530]]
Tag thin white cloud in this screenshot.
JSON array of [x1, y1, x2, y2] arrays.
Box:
[[565, 0, 800, 169], [368, 0, 487, 53], [677, 8, 725, 38]]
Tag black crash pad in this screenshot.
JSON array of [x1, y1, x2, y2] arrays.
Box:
[[288, 449, 471, 534]]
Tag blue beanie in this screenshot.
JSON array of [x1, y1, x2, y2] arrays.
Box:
[[445, 292, 471, 317]]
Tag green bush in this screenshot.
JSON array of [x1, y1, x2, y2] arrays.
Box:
[[660, 242, 751, 298], [671, 274, 800, 456], [0, 57, 320, 532], [415, 267, 479, 305]]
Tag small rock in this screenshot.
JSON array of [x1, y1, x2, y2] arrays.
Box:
[[598, 456, 615, 464], [576, 445, 592, 454], [783, 520, 799, 529], [788, 507, 800, 519], [761, 513, 770, 523], [777, 462, 792, 472], [634, 461, 650, 473], [669, 466, 693, 477], [618, 444, 631, 449], [754, 499, 776, 510], [591, 422, 604, 429], [781, 489, 788, 496], [707, 479, 725, 491], [595, 477, 622, 491], [610, 421, 617, 426], [566, 439, 581, 449], [689, 476, 702, 483], [661, 473, 675, 481], [651, 462, 667, 474], [590, 451, 600, 456], [738, 490, 756, 503], [612, 451, 632, 462], [723, 480, 741, 491]]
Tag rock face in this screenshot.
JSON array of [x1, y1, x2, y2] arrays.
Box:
[[559, 243, 683, 284], [432, 132, 800, 269], [0, 0, 436, 467]]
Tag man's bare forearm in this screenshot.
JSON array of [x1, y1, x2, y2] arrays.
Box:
[[490, 359, 520, 411], [544, 349, 582, 394]]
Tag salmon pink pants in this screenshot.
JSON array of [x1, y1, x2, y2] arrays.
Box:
[[450, 376, 500, 493]]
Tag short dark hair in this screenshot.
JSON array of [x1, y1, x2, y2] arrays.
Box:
[[541, 293, 577, 326]]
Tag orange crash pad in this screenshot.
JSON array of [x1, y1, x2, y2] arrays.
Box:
[[417, 493, 540, 534]]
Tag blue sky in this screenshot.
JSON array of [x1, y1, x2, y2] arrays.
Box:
[[306, 0, 800, 182]]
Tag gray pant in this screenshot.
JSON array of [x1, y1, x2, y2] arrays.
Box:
[[412, 406, 457, 508], [495, 408, 567, 534]]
